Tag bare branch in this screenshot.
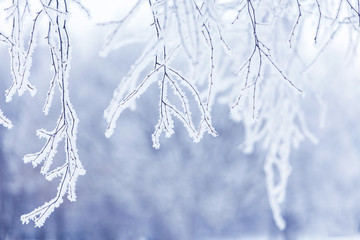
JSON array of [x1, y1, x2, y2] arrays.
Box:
[[314, 0, 322, 43]]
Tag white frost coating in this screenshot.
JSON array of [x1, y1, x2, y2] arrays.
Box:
[[0, 108, 13, 129], [232, 76, 315, 230], [4, 2, 40, 103], [168, 68, 218, 140], [23, 125, 65, 171], [42, 67, 57, 115], [19, 0, 85, 228], [104, 39, 161, 138], [21, 168, 68, 228], [104, 0, 229, 146], [264, 131, 293, 231], [21, 158, 85, 228]]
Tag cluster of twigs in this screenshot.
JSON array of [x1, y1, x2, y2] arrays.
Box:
[[0, 0, 86, 227], [99, 0, 360, 231], [103, 0, 229, 147]]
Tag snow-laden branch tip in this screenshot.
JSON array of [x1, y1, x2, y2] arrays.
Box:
[[0, 108, 13, 129]]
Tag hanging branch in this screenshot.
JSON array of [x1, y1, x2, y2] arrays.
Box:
[[0, 0, 36, 127], [104, 0, 225, 147], [232, 0, 302, 119], [0, 108, 13, 129], [0, 0, 87, 228], [289, 0, 302, 48], [4, 0, 37, 103]]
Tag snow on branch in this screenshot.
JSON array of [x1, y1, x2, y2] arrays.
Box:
[[0, 0, 86, 227], [0, 0, 358, 231], [3, 0, 37, 102], [225, 0, 359, 230], [0, 108, 13, 129], [232, 75, 318, 230], [227, 0, 331, 230], [101, 0, 328, 230], [231, 0, 303, 119], [103, 0, 235, 147]]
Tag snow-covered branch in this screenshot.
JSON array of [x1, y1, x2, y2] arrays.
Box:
[[0, 0, 85, 227], [20, 0, 85, 227], [0, 0, 359, 232], [103, 0, 232, 147]]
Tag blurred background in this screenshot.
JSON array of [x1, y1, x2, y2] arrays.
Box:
[[1, 1, 360, 239]]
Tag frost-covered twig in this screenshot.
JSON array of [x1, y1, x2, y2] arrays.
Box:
[[0, 108, 13, 129], [4, 0, 37, 102], [103, 0, 230, 147], [228, 0, 321, 230], [232, 0, 302, 119], [0, 0, 86, 227], [314, 0, 322, 43], [234, 78, 318, 230]]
